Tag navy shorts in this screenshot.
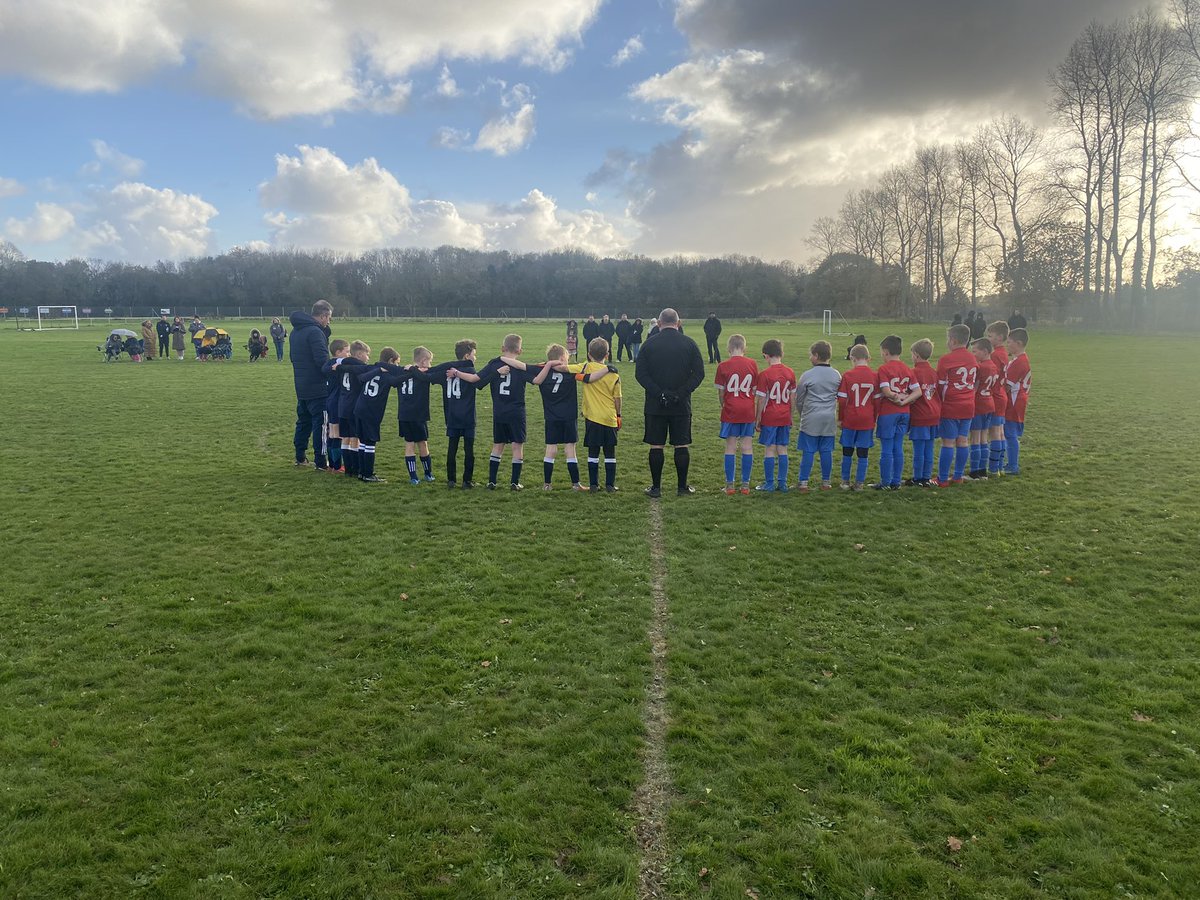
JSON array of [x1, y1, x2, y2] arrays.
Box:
[[840, 427, 874, 449], [758, 425, 791, 447], [398, 420, 429, 442], [339, 416, 358, 439], [493, 416, 527, 444], [938, 417, 972, 440], [584, 419, 618, 450], [876, 413, 909, 440], [719, 421, 755, 439], [446, 426, 475, 439], [798, 432, 834, 453], [356, 416, 382, 445], [545, 418, 579, 445]]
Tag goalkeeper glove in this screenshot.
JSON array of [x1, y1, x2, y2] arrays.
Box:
[[616, 415, 622, 429], [607, 365, 618, 374]]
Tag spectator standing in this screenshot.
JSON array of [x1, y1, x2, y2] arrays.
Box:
[[270, 317, 287, 361], [951, 313, 963, 327], [598, 315, 616, 360], [615, 314, 633, 361], [188, 316, 205, 359], [969, 311, 986, 340], [289, 299, 334, 469], [630, 317, 644, 360], [141, 320, 157, 359], [635, 308, 706, 497], [703, 313, 723, 364], [155, 315, 170, 358], [582, 316, 600, 346], [1007, 309, 1027, 330], [647, 317, 659, 340], [170, 317, 186, 360]]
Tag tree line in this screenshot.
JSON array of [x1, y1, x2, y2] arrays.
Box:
[[809, 0, 1200, 328]]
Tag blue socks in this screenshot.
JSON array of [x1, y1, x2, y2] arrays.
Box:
[[800, 451, 815, 483], [1006, 434, 1020, 473], [724, 453, 735, 484], [938, 445, 954, 483], [819, 450, 832, 482], [954, 445, 969, 479], [777, 454, 789, 485], [841, 453, 853, 483], [855, 455, 868, 484], [763, 456, 776, 488], [741, 453, 753, 484], [879, 439, 894, 486]]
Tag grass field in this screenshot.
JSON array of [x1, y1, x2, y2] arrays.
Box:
[[2, 318, 1199, 899]]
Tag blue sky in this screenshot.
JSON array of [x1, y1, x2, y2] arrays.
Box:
[[0, 0, 1194, 265]]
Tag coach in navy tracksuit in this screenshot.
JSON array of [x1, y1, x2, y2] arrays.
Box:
[[289, 299, 333, 469]]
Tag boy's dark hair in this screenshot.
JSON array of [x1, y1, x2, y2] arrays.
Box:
[[971, 338, 993, 354], [880, 334, 903, 356], [809, 340, 832, 362], [454, 339, 477, 359], [1009, 328, 1029, 346], [312, 299, 333, 317], [948, 324, 971, 346], [379, 346, 401, 364], [762, 338, 783, 358], [329, 339, 349, 354]]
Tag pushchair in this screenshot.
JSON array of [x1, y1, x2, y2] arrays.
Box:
[[247, 330, 268, 361]]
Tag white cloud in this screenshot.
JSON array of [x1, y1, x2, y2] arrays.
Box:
[[0, 177, 25, 199], [435, 65, 462, 98], [474, 103, 537, 156], [4, 202, 76, 243], [0, 0, 602, 118], [434, 127, 471, 150], [80, 183, 218, 260], [82, 140, 145, 178], [610, 35, 644, 67], [260, 145, 632, 255]]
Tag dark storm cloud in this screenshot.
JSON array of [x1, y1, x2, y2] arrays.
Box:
[[677, 0, 1155, 115]]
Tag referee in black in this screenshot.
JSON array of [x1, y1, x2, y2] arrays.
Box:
[[635, 308, 706, 497]]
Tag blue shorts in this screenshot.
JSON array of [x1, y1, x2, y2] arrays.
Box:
[[840, 428, 874, 449], [970, 413, 993, 431], [908, 425, 937, 442], [1004, 421, 1024, 439], [719, 421, 755, 439], [758, 425, 791, 447], [991, 415, 1006, 428], [798, 432, 835, 453], [876, 413, 909, 441], [938, 417, 972, 440]]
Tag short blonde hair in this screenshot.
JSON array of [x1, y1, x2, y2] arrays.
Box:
[[910, 338, 934, 360], [727, 333, 746, 353], [986, 321, 1009, 342], [502, 333, 522, 353], [349, 340, 370, 356], [413, 345, 432, 363], [849, 344, 870, 361], [546, 343, 568, 360]]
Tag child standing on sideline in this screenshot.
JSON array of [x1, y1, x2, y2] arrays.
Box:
[[1003, 328, 1032, 475], [874, 335, 921, 490], [838, 344, 878, 491], [714, 334, 759, 494], [968, 338, 998, 480], [754, 339, 796, 492], [935, 323, 977, 486], [905, 339, 940, 486], [794, 340, 841, 492]]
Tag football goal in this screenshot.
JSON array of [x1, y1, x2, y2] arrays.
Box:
[[821, 309, 854, 337], [36, 306, 80, 330]]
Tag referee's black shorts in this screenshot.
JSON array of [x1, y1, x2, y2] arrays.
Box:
[[643, 412, 691, 446]]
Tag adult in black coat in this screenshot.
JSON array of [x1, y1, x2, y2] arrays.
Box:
[[630, 318, 644, 359], [289, 299, 333, 469], [155, 315, 170, 358], [702, 313, 722, 363], [951, 313, 963, 327], [969, 311, 986, 339], [614, 314, 633, 361], [598, 314, 616, 358], [1007, 309, 1027, 330], [582, 316, 600, 345], [635, 308, 706, 497]]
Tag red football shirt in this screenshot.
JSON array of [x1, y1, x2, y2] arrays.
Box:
[[715, 356, 759, 423], [1005, 353, 1032, 423], [876, 359, 915, 417], [909, 360, 941, 427], [936, 347, 978, 420], [990, 347, 1010, 417], [755, 363, 796, 427], [838, 365, 879, 430], [974, 358, 998, 415]]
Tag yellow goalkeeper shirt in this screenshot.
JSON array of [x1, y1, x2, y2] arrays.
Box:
[[574, 361, 622, 427]]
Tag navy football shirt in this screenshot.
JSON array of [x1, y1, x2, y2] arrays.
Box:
[[335, 357, 368, 419], [476, 357, 536, 421], [537, 365, 578, 423]]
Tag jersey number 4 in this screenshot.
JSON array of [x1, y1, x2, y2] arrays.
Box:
[[767, 381, 791, 404], [446, 378, 462, 399], [725, 373, 753, 396]]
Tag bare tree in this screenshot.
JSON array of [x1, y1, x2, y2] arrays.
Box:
[[806, 215, 847, 261]]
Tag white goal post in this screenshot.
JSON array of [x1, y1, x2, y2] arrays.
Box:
[[36, 305, 80, 330], [821, 309, 853, 337]]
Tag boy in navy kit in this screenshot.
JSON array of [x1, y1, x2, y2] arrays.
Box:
[[968, 338, 999, 480], [837, 344, 878, 491], [935, 323, 977, 486], [332, 340, 370, 478], [395, 346, 437, 485], [353, 347, 403, 483], [874, 334, 921, 490], [441, 340, 481, 488], [905, 339, 940, 486], [321, 339, 349, 473], [462, 333, 539, 490]]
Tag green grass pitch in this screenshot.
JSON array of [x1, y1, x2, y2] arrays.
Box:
[[2, 319, 1199, 898]]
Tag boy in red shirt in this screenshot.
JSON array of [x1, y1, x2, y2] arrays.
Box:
[[906, 338, 940, 486], [753, 338, 797, 492], [714, 334, 759, 494], [935, 323, 978, 486], [969, 339, 999, 479], [874, 334, 921, 490], [837, 344, 878, 490], [986, 321, 1010, 475], [1003, 328, 1032, 475]]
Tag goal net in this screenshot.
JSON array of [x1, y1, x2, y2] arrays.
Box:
[[821, 309, 854, 337], [36, 306, 80, 330]]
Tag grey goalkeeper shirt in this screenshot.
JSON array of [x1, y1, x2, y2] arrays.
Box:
[[795, 364, 842, 436]]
